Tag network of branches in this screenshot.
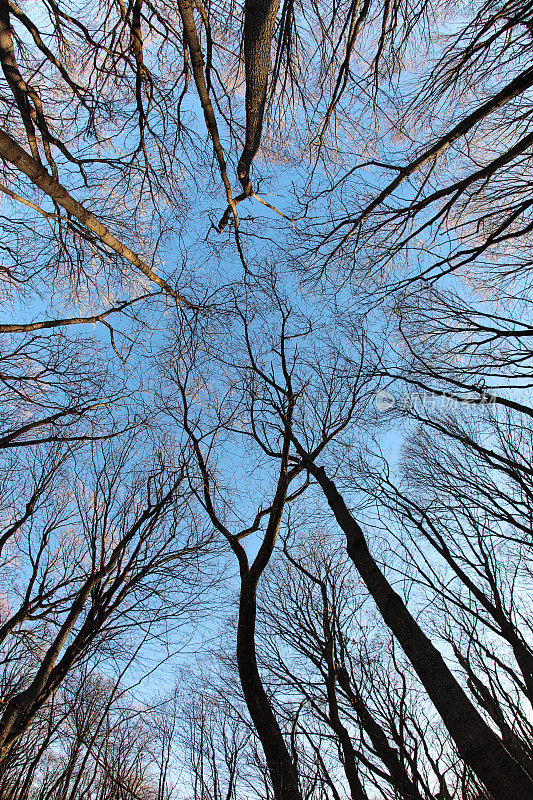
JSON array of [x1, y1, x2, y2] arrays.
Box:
[[0, 1, 532, 799]]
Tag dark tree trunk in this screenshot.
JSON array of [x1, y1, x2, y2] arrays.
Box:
[[306, 462, 533, 800], [237, 0, 281, 193], [237, 578, 302, 800]]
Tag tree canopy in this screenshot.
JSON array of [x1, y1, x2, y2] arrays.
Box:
[[1, 1, 533, 798]]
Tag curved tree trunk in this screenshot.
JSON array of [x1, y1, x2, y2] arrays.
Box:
[[237, 578, 302, 800]]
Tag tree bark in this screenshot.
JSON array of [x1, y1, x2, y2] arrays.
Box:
[[237, 0, 281, 194]]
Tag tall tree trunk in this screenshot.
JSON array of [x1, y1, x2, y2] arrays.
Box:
[[302, 460, 533, 800], [237, 578, 302, 800], [192, 408, 303, 800], [237, 0, 281, 194]]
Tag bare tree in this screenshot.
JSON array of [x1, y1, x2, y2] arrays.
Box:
[[1, 2, 533, 799], [0, 432, 211, 761], [200, 287, 533, 799]]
